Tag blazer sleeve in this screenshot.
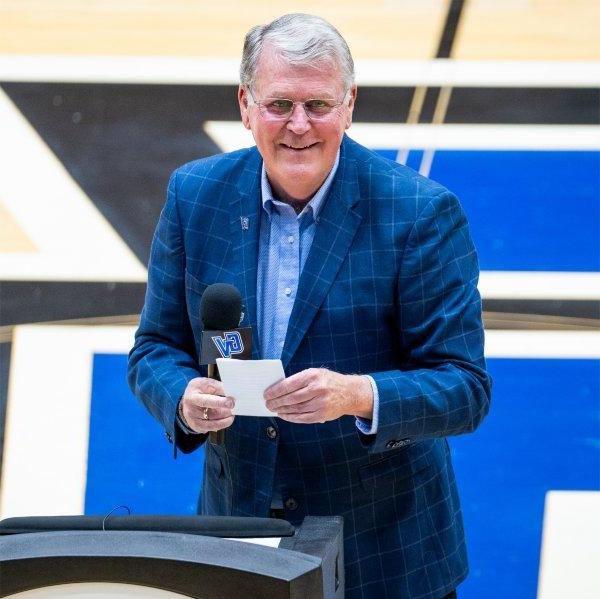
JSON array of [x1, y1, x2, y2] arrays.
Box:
[[127, 170, 206, 454], [366, 189, 492, 453]]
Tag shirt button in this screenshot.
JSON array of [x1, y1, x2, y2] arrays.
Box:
[[279, 341, 285, 348], [285, 497, 298, 511], [288, 236, 294, 244], [266, 426, 277, 440], [284, 287, 292, 296]]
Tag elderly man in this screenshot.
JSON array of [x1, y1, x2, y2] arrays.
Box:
[[128, 13, 491, 599]]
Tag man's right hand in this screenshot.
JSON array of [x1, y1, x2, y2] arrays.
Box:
[[178, 377, 235, 434]]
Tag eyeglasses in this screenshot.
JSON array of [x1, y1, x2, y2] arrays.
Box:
[[248, 90, 350, 122]]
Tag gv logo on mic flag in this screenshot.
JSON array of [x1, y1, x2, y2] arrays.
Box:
[[211, 331, 244, 358]]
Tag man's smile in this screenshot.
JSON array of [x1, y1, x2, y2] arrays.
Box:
[[280, 142, 319, 151]]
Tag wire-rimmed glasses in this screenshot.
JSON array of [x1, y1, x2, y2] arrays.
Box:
[[248, 90, 350, 122]]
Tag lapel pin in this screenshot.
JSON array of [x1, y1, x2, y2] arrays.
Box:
[[241, 216, 249, 230]]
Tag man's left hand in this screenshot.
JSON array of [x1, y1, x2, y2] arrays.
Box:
[[264, 368, 373, 424]]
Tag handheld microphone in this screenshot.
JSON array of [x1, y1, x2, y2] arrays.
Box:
[[199, 284, 252, 376], [201, 283, 243, 331]]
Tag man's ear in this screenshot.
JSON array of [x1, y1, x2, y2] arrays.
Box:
[[345, 85, 357, 130], [238, 86, 251, 130]]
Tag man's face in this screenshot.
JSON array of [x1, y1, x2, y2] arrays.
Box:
[[239, 47, 356, 203]]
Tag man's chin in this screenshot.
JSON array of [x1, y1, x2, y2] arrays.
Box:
[[268, 164, 327, 201], [279, 163, 322, 182]]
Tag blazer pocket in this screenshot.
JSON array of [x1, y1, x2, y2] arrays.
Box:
[[358, 449, 431, 492]]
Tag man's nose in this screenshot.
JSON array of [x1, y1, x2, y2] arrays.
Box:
[[286, 102, 311, 134]]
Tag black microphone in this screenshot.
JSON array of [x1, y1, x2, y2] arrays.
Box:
[[200, 283, 243, 331], [199, 284, 252, 377]]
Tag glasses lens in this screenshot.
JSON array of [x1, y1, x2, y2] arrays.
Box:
[[257, 97, 344, 121], [263, 99, 294, 119], [304, 99, 335, 120]]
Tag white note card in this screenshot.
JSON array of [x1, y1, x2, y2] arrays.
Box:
[[216, 358, 285, 417]]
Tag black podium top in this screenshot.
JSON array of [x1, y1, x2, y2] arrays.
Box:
[[0, 515, 344, 599]]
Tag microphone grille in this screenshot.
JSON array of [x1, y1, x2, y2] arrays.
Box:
[[200, 283, 243, 330]]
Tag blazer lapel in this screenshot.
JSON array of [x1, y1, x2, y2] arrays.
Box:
[[231, 150, 262, 359], [281, 144, 363, 369]]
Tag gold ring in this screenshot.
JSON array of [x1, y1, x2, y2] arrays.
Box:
[[202, 407, 210, 420]]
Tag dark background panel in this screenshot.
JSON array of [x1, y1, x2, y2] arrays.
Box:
[[418, 86, 442, 123], [0, 282, 146, 326], [483, 299, 600, 322], [351, 86, 415, 122], [1, 83, 239, 265]]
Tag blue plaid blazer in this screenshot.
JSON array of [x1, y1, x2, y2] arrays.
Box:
[[128, 135, 492, 599]]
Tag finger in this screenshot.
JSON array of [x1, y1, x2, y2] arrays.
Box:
[[183, 394, 234, 410], [188, 405, 233, 421], [275, 398, 320, 415], [201, 380, 226, 395], [265, 385, 318, 411], [277, 411, 323, 424], [187, 378, 226, 396], [264, 369, 315, 401], [189, 416, 235, 433]]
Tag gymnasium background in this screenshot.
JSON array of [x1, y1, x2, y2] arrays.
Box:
[[0, 2, 598, 597]]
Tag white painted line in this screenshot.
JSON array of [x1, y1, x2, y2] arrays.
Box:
[[205, 121, 600, 152], [0, 56, 598, 87], [0, 89, 147, 281], [0, 56, 242, 85], [537, 491, 600, 599], [485, 331, 600, 358], [0, 325, 137, 519], [203, 121, 253, 152], [355, 60, 600, 88], [479, 272, 600, 300], [350, 123, 600, 150]]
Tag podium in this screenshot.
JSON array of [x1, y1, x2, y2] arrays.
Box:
[[0, 515, 344, 598]]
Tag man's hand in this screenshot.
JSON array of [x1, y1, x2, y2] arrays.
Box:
[[179, 377, 235, 433], [264, 368, 373, 424]]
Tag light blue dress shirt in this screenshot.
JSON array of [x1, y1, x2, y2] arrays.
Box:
[[256, 152, 379, 443]]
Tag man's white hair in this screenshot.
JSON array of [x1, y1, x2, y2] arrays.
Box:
[[240, 13, 355, 92]]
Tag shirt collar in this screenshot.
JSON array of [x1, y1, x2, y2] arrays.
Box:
[[261, 149, 340, 221]]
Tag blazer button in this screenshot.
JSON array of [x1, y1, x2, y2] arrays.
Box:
[[284, 497, 298, 511], [266, 425, 277, 440]]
